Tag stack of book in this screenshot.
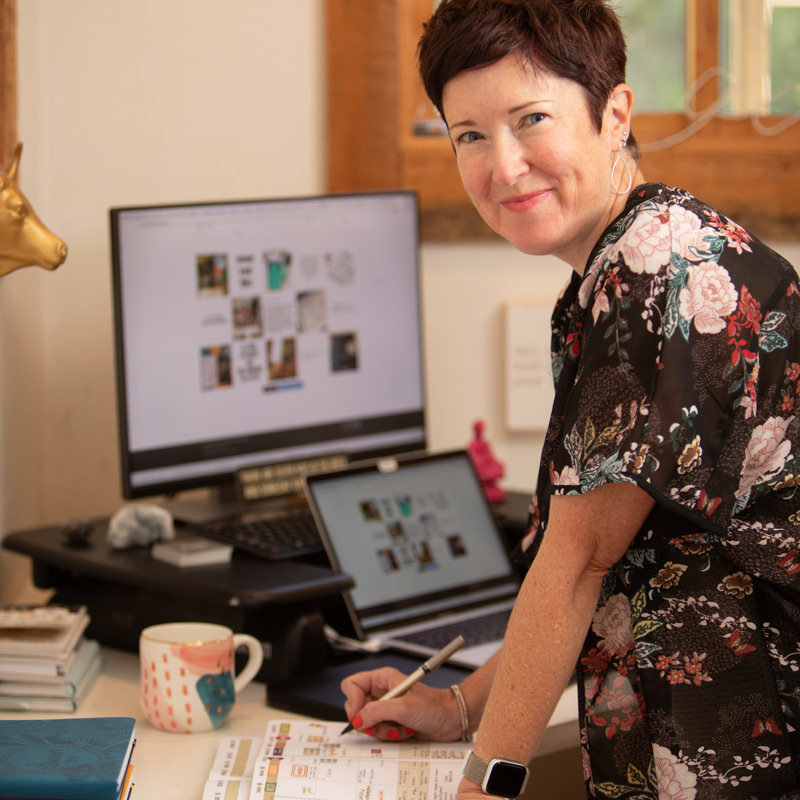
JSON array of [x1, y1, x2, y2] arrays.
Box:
[[0, 716, 136, 799], [0, 604, 102, 712]]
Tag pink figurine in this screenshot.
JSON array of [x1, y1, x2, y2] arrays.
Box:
[[468, 419, 506, 503]]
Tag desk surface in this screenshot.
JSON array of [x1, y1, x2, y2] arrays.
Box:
[[0, 648, 579, 799]]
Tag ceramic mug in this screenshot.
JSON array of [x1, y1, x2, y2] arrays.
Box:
[[139, 622, 263, 733]]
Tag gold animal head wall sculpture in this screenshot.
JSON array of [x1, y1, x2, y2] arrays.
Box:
[[0, 143, 67, 277]]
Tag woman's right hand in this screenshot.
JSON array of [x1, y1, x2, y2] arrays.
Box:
[[340, 667, 463, 741]]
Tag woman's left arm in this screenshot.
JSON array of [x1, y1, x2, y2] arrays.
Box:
[[459, 481, 655, 799]]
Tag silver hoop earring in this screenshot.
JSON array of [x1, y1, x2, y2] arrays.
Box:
[[610, 148, 633, 196]]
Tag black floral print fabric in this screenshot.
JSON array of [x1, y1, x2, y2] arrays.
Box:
[[521, 184, 800, 798]]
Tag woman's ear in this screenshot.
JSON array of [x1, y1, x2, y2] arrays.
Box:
[[604, 83, 635, 145]]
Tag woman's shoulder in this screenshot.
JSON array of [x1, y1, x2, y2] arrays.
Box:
[[609, 182, 797, 292]]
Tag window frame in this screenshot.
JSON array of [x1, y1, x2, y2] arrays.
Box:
[[327, 0, 800, 240]]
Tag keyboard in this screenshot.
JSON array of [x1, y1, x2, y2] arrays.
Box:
[[397, 608, 511, 650], [193, 508, 324, 560]]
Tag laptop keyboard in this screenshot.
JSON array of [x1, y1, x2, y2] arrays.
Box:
[[193, 509, 324, 560], [398, 608, 511, 650]]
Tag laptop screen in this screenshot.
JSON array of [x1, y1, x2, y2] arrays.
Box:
[[304, 450, 519, 634]]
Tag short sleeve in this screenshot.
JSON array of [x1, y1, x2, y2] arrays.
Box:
[[544, 187, 800, 538]]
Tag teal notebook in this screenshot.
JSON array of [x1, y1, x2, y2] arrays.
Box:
[[0, 716, 135, 799]]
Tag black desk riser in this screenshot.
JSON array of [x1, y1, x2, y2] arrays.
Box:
[[3, 519, 352, 682], [4, 520, 351, 606], [2, 491, 531, 685]]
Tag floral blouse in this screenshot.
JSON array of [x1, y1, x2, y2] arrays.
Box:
[[520, 184, 800, 799]]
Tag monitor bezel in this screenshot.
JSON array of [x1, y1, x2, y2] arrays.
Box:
[[109, 189, 427, 500]]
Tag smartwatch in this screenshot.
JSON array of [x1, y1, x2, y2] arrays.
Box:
[[463, 752, 529, 798]]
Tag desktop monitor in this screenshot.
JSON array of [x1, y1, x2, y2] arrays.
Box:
[[109, 190, 426, 506]]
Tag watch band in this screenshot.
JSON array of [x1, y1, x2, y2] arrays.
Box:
[[463, 752, 492, 785], [463, 752, 530, 798]]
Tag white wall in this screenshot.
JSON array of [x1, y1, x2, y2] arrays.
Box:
[[421, 241, 570, 487], [0, 0, 327, 600], [1, 2, 799, 603]]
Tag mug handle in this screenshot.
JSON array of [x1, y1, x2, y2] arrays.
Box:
[[232, 633, 265, 692]]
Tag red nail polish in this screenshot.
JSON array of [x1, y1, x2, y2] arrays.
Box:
[[405, 728, 416, 736], [386, 729, 400, 739], [352, 714, 363, 729], [365, 727, 375, 736]]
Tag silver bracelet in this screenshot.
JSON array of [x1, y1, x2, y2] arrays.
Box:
[[450, 684, 471, 742]]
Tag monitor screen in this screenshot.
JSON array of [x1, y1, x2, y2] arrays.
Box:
[[109, 190, 426, 501]]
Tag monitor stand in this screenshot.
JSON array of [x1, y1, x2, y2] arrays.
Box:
[[159, 485, 308, 526], [158, 454, 350, 524]]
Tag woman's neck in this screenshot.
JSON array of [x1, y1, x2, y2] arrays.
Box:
[[570, 167, 646, 276]]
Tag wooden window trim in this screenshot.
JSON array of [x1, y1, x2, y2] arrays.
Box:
[[327, 0, 800, 240], [0, 0, 16, 166]]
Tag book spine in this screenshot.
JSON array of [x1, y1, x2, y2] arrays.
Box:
[[0, 640, 100, 696], [0, 694, 77, 712]]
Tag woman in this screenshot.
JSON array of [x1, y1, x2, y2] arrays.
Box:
[[340, 1, 800, 797]]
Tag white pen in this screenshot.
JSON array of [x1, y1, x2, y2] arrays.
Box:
[[341, 634, 467, 735]]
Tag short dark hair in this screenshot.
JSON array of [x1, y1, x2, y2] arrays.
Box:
[[418, 0, 639, 157]]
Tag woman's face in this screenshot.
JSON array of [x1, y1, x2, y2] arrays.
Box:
[[442, 53, 630, 272]]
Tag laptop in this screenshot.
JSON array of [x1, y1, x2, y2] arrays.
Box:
[[303, 449, 521, 669]]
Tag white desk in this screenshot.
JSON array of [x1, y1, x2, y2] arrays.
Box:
[[0, 648, 579, 799]]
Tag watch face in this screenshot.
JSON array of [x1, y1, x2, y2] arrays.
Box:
[[485, 760, 529, 797]]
